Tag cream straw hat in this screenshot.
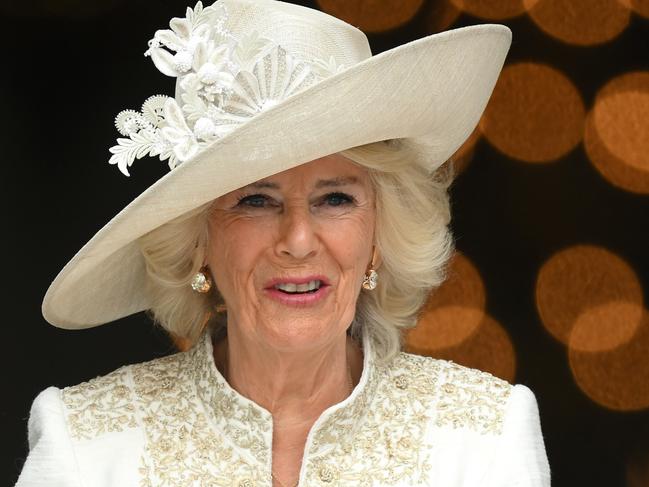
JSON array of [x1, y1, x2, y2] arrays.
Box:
[[43, 0, 511, 328]]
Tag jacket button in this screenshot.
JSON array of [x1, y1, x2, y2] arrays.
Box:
[[394, 375, 409, 389], [318, 465, 337, 482]]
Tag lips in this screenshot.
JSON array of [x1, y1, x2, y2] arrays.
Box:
[[273, 280, 322, 294], [264, 276, 331, 306], [266, 275, 330, 291]]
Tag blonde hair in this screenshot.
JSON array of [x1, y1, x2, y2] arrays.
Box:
[[138, 139, 455, 362]]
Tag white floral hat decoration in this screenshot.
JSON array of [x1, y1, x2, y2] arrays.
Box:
[[43, 0, 512, 328], [110, 1, 347, 176]]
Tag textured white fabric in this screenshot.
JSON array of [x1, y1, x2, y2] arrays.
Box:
[[17, 388, 83, 487], [16, 333, 550, 486]]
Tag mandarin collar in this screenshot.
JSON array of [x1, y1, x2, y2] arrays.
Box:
[[186, 327, 379, 468]]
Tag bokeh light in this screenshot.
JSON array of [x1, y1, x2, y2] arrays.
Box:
[[569, 309, 649, 411], [317, 0, 424, 32], [426, 0, 462, 33], [526, 0, 631, 46], [406, 252, 486, 351], [480, 62, 585, 163], [411, 315, 517, 383], [450, 0, 538, 19], [535, 245, 644, 346], [584, 71, 649, 194], [569, 301, 644, 352], [617, 0, 649, 18]]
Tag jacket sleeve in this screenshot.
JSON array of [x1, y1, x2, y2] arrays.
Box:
[[487, 384, 551, 486], [15, 387, 84, 487]]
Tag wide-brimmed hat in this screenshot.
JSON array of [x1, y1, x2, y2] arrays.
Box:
[[42, 0, 511, 329]]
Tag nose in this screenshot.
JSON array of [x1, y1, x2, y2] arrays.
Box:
[[274, 204, 319, 260]]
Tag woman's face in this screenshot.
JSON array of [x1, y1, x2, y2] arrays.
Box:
[[206, 154, 376, 352]]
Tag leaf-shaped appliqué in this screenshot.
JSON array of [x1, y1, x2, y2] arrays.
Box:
[[233, 32, 274, 71], [185, 1, 206, 28], [109, 95, 176, 176], [109, 130, 161, 177], [169, 17, 191, 41], [193, 2, 226, 29], [145, 2, 225, 78], [181, 85, 210, 123], [160, 98, 200, 163], [311, 55, 346, 79]]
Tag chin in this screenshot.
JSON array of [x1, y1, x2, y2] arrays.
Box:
[[256, 315, 348, 353]]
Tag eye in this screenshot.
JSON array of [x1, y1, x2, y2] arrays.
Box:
[[321, 192, 355, 207], [236, 194, 276, 208]]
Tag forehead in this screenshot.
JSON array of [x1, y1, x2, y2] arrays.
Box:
[[251, 153, 370, 189]]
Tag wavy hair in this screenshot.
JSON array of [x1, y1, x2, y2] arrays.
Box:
[[137, 139, 455, 362]]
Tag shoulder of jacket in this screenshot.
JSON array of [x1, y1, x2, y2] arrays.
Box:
[[388, 352, 513, 435], [61, 350, 187, 441]]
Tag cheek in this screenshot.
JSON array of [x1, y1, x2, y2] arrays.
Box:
[[206, 217, 272, 295], [325, 213, 376, 274]]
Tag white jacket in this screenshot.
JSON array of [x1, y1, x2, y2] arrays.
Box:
[[16, 331, 550, 486]]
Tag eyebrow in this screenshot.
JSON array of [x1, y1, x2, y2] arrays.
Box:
[[247, 176, 360, 190], [249, 181, 280, 189], [315, 176, 360, 188]]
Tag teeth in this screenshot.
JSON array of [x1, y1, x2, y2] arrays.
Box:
[[275, 280, 321, 293], [277, 283, 297, 293]]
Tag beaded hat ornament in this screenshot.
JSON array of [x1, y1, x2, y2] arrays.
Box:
[[109, 1, 347, 176], [42, 0, 511, 328]]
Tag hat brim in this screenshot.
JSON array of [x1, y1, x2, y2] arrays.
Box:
[[43, 24, 511, 328]]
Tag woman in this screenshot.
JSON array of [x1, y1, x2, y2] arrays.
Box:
[[17, 0, 550, 485]]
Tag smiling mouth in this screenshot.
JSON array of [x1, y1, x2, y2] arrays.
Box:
[[273, 280, 322, 294]]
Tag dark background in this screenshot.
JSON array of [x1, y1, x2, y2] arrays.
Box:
[[3, 0, 648, 485]]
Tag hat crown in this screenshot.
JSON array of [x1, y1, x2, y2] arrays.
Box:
[[219, 0, 372, 68]]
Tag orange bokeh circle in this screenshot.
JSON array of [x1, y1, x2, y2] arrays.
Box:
[[617, 0, 649, 18], [535, 245, 644, 346], [317, 0, 424, 32], [480, 62, 585, 163], [569, 301, 644, 352], [450, 0, 539, 19], [427, 0, 462, 32], [526, 0, 630, 46], [406, 252, 486, 351], [410, 315, 517, 383], [585, 112, 649, 194], [585, 71, 649, 194], [570, 309, 649, 411]]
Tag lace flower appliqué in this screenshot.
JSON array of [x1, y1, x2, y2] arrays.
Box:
[[108, 1, 344, 176]]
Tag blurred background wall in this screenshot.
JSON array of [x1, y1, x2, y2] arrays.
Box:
[[2, 0, 648, 485]]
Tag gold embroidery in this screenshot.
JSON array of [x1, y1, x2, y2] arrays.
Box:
[[304, 353, 440, 485], [60, 333, 512, 486], [130, 348, 269, 486], [435, 360, 512, 434], [62, 367, 137, 441], [303, 352, 512, 485], [317, 464, 338, 483]]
